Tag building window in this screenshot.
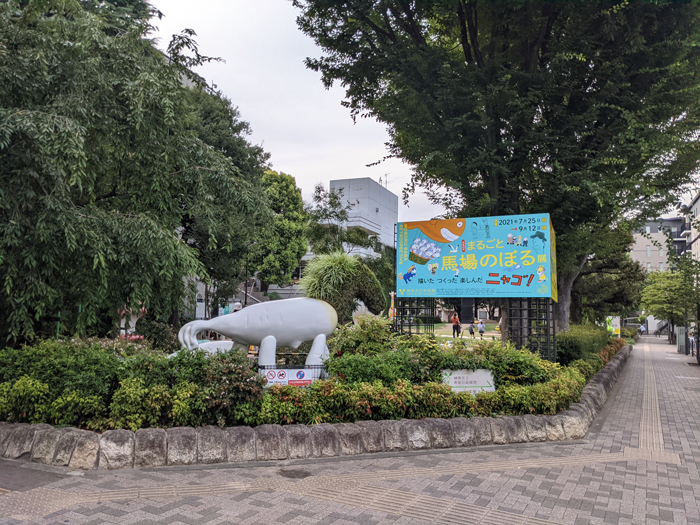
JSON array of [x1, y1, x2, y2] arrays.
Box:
[[671, 227, 677, 235], [646, 226, 651, 234], [659, 248, 663, 257], [646, 245, 651, 257], [659, 262, 664, 271], [647, 262, 652, 270]]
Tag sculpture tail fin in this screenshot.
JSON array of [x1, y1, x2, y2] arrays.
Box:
[[178, 320, 210, 350]]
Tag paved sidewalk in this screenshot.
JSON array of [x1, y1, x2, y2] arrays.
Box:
[[1, 337, 699, 525]]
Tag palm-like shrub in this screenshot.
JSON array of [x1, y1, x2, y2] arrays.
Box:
[[300, 251, 386, 324]]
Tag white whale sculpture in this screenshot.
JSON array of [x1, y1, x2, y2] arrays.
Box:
[[178, 297, 338, 366]]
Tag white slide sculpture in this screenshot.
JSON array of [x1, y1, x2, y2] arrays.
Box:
[[178, 298, 338, 366]]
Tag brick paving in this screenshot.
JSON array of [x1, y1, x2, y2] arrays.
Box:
[[1, 336, 699, 524]]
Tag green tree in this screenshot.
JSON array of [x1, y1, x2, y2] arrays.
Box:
[[254, 170, 308, 287], [183, 87, 270, 184], [0, 0, 265, 340], [571, 230, 645, 324], [292, 0, 700, 331], [640, 270, 691, 340], [180, 87, 272, 320]]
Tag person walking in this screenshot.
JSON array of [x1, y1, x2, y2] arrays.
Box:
[[451, 312, 461, 339], [477, 320, 485, 339], [468, 321, 475, 339]]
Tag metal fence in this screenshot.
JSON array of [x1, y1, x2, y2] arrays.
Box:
[[506, 297, 556, 362]]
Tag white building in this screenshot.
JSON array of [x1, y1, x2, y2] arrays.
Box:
[[330, 177, 398, 249], [266, 177, 399, 303]]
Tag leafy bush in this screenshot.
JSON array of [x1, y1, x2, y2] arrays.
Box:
[[325, 351, 414, 385], [170, 382, 207, 427], [1, 327, 624, 431], [0, 339, 263, 431], [620, 327, 637, 339], [0, 376, 50, 423], [135, 317, 181, 353], [245, 365, 587, 425], [202, 350, 267, 426], [107, 378, 172, 431], [0, 339, 122, 400], [556, 325, 609, 365], [328, 315, 395, 356], [569, 359, 596, 382], [326, 339, 550, 389], [49, 390, 106, 427]]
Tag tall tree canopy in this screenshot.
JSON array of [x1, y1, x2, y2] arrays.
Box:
[[180, 87, 272, 318], [254, 170, 308, 287], [0, 0, 266, 339], [570, 229, 645, 324], [292, 0, 700, 330]]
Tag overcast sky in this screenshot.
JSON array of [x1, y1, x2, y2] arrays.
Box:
[[150, 0, 445, 221]]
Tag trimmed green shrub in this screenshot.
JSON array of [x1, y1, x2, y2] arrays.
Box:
[[327, 315, 395, 356], [326, 339, 551, 388], [244, 365, 587, 425], [170, 382, 207, 427], [0, 339, 123, 400], [556, 325, 609, 365], [325, 351, 413, 384], [107, 378, 172, 431], [0, 339, 264, 430], [0, 376, 50, 423], [202, 350, 267, 427], [49, 390, 106, 427], [569, 359, 596, 382], [620, 327, 638, 339]]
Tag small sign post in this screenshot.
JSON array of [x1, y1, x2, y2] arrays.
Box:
[[441, 369, 495, 394]]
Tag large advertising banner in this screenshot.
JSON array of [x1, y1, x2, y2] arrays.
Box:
[[396, 213, 557, 301]]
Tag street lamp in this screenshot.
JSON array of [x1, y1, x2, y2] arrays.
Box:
[[244, 242, 257, 307]]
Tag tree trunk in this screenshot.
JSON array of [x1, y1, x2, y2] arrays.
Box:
[[569, 290, 583, 325], [554, 256, 588, 333], [554, 270, 578, 333], [169, 308, 179, 328]]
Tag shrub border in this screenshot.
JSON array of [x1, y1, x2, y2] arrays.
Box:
[[0, 346, 632, 470]]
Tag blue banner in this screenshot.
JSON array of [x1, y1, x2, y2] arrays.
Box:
[[396, 214, 557, 301]]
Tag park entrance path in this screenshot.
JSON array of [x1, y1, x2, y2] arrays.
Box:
[[0, 337, 699, 525]]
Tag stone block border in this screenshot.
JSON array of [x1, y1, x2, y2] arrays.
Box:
[[0, 346, 632, 470]]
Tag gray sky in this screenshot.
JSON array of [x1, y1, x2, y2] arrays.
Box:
[[151, 0, 446, 221]]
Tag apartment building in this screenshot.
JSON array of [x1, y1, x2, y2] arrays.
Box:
[[686, 194, 700, 261], [631, 217, 687, 272]]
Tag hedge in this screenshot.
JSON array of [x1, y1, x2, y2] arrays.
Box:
[[0, 338, 265, 430], [235, 367, 587, 425], [556, 324, 610, 365], [0, 320, 625, 431]]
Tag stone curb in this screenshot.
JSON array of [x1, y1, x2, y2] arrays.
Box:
[[0, 346, 633, 470]]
